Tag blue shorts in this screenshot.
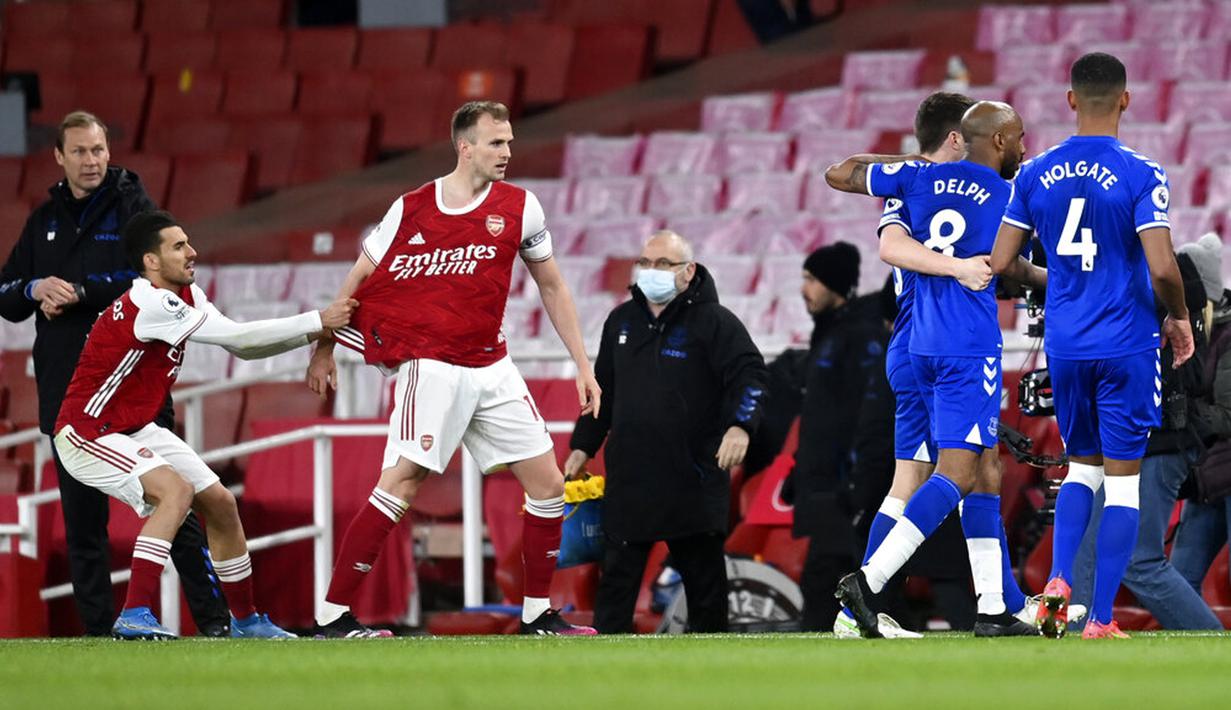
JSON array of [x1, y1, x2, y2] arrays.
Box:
[[911, 353, 1001, 453], [887, 342, 935, 463], [1049, 350, 1161, 461]]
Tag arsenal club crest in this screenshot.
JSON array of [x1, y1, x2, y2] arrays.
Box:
[[420, 434, 435, 451], [137, 448, 154, 459], [485, 214, 505, 237]]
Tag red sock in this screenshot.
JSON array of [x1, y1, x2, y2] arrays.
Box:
[[325, 488, 408, 606], [125, 536, 171, 611], [522, 495, 565, 599], [212, 553, 255, 619]]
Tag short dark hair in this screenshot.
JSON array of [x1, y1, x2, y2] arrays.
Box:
[[1070, 52, 1127, 112], [123, 210, 180, 272], [915, 92, 975, 154], [450, 101, 510, 149], [56, 110, 108, 152]]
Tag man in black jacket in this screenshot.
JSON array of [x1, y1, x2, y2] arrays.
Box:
[[0, 112, 229, 636], [785, 241, 893, 632], [565, 230, 768, 633]]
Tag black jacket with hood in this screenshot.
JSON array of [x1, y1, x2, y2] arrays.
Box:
[[570, 264, 769, 542]]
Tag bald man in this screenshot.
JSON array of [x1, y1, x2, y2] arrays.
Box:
[[567, 231, 768, 633], [825, 101, 1046, 637]]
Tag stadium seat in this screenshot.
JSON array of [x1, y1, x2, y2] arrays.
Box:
[[713, 132, 792, 175], [72, 73, 150, 153], [69, 34, 145, 74], [366, 70, 452, 152], [166, 151, 251, 224], [1183, 123, 1231, 166], [176, 342, 231, 383], [144, 32, 217, 73], [0, 159, 22, 200], [140, 0, 211, 31], [1028, 124, 1075, 156], [288, 116, 376, 186], [4, 1, 69, 35], [1118, 81, 1164, 124], [1170, 82, 1231, 124], [227, 115, 303, 192], [285, 28, 358, 72], [1053, 4, 1129, 45], [643, 0, 715, 65], [974, 5, 1055, 51], [296, 71, 373, 117], [0, 202, 26, 260], [540, 216, 585, 258], [1011, 85, 1077, 127], [1209, 2, 1231, 42], [210, 0, 286, 29], [27, 73, 76, 126], [287, 262, 351, 309], [116, 153, 173, 206], [549, 256, 605, 297], [449, 67, 519, 112], [1168, 207, 1217, 247], [701, 254, 759, 296], [1149, 41, 1229, 83], [561, 134, 643, 178], [840, 49, 925, 91], [1118, 123, 1184, 166], [431, 24, 508, 72], [849, 89, 932, 131], [640, 132, 716, 175], [0, 315, 36, 351], [0, 351, 37, 425], [20, 155, 66, 204], [644, 174, 722, 217], [724, 172, 803, 214], [211, 265, 293, 310], [701, 92, 779, 133], [755, 255, 804, 297], [147, 70, 226, 123], [3, 36, 73, 74], [221, 70, 298, 117], [570, 176, 647, 219], [174, 389, 244, 460], [666, 213, 747, 257], [238, 383, 329, 440], [1202, 548, 1230, 608], [356, 28, 433, 71], [802, 172, 875, 216], [506, 22, 576, 107], [743, 212, 823, 255], [1166, 165, 1195, 209], [792, 129, 879, 173], [564, 25, 652, 101], [75, 1, 139, 33], [776, 87, 850, 132], [501, 297, 541, 342], [573, 217, 657, 258], [720, 294, 775, 334], [511, 178, 572, 219], [214, 28, 287, 72], [143, 116, 230, 156], [1130, 2, 1209, 41], [759, 527, 808, 583], [706, 0, 758, 57], [994, 45, 1071, 88], [1083, 42, 1151, 85], [573, 293, 620, 342], [1205, 166, 1231, 210]]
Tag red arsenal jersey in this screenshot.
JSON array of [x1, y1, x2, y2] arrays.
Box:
[[334, 179, 553, 368], [56, 279, 208, 439]]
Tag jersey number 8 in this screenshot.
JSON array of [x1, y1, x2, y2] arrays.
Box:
[[923, 208, 966, 256]]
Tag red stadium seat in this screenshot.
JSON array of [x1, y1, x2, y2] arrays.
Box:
[[510, 178, 572, 218], [506, 22, 575, 106], [1168, 207, 1217, 247], [1083, 41, 1151, 85], [724, 172, 803, 214], [172, 389, 243, 461], [287, 262, 352, 309], [706, 0, 758, 57], [221, 70, 298, 117], [20, 155, 65, 204], [1011, 85, 1077, 127], [1118, 81, 1164, 124], [147, 70, 225, 123], [713, 132, 791, 174], [1205, 166, 1231, 210], [431, 24, 508, 72], [849, 89, 931, 131], [974, 5, 1055, 51], [570, 176, 647, 219], [644, 174, 722, 217], [73, 73, 150, 152], [356, 28, 433, 71], [166, 151, 251, 224], [0, 203, 30, 269], [803, 172, 876, 216], [1166, 165, 1195, 210], [448, 67, 519, 112], [210, 264, 292, 309], [297, 71, 373, 117], [754, 255, 804, 298], [643, 0, 714, 65], [0, 159, 22, 200], [214, 29, 287, 72], [1118, 122, 1184, 166], [665, 213, 746, 257], [564, 25, 652, 101], [1130, 2, 1209, 41], [1183, 123, 1231, 166], [776, 87, 850, 132], [210, 0, 286, 29], [144, 115, 230, 157], [144, 32, 217, 73], [0, 351, 38, 426], [640, 132, 715, 175], [69, 33, 145, 74], [994, 46, 1071, 88], [114, 153, 173, 206], [4, 2, 70, 36], [721, 295, 774, 334], [287, 116, 375, 186], [285, 28, 358, 72], [1150, 42, 1230, 83], [1028, 124, 1075, 156], [227, 115, 304, 192], [141, 0, 210, 31], [1209, 2, 1231, 42], [26, 73, 75, 126], [561, 135, 643, 178], [367, 70, 452, 152], [759, 527, 807, 583], [792, 128, 878, 173], [1053, 3, 1129, 45], [239, 383, 330, 441], [702, 254, 759, 296], [701, 92, 779, 133], [841, 49, 925, 91], [1201, 547, 1230, 608], [4, 36, 73, 74], [574, 217, 657, 258]]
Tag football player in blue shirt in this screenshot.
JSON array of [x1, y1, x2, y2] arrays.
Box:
[[991, 52, 1193, 640], [826, 101, 1045, 638]]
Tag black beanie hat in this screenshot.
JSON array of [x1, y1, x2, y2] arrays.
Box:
[[803, 241, 861, 299]]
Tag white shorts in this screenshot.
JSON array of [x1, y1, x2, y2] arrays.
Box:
[[384, 356, 554, 474], [54, 423, 221, 518]]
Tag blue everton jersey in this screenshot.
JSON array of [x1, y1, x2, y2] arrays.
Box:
[[867, 160, 1009, 357], [878, 197, 915, 353], [1003, 135, 1167, 360]]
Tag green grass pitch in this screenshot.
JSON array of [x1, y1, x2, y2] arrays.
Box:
[[1, 632, 1226, 710]]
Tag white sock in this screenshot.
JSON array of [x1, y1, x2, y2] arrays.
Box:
[[522, 596, 551, 624], [861, 519, 925, 594], [966, 538, 1005, 615], [879, 496, 906, 519], [210, 552, 253, 583], [1104, 473, 1140, 509], [317, 600, 350, 627], [1065, 462, 1105, 492]]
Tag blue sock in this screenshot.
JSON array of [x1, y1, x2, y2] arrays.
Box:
[[862, 475, 962, 593], [1092, 475, 1141, 625], [903, 474, 963, 537], [1049, 481, 1096, 582], [999, 519, 1027, 614]]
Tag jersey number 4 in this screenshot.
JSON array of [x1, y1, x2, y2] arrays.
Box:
[[1056, 197, 1097, 271]]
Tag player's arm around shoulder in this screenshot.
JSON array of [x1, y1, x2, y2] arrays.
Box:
[[824, 153, 923, 195]]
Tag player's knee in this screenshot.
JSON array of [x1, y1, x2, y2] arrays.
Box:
[[158, 474, 195, 515]]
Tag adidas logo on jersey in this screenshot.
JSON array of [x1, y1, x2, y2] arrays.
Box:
[[408, 232, 426, 245], [353, 562, 373, 573]]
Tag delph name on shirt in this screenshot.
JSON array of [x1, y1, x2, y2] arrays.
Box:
[[933, 178, 992, 205], [1038, 160, 1119, 191]]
